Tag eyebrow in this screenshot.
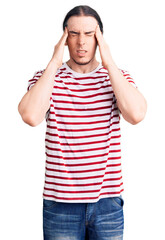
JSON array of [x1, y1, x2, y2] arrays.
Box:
[[85, 31, 95, 34], [69, 31, 95, 34]]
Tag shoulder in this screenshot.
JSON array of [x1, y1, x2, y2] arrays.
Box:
[[97, 65, 109, 75], [119, 69, 132, 78], [119, 69, 137, 88], [94, 65, 109, 81]]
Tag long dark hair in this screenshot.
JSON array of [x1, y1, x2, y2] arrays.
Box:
[[63, 5, 103, 34]]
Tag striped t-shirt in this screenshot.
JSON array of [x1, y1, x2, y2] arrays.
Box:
[[28, 62, 136, 203]]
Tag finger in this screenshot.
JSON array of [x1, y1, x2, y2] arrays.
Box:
[[64, 27, 68, 46], [62, 27, 68, 40], [59, 27, 68, 45], [95, 25, 103, 43]]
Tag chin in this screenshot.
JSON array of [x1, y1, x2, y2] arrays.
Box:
[[72, 57, 94, 66]]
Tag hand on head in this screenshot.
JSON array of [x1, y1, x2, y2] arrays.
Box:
[[95, 24, 113, 69], [51, 27, 68, 68]]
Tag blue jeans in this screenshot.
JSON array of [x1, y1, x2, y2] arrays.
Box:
[[43, 196, 124, 240]]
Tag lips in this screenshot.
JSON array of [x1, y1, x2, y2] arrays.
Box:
[[77, 50, 87, 53], [77, 50, 87, 56]]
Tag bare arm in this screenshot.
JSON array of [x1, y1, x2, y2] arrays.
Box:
[[18, 27, 68, 126], [95, 25, 147, 125]]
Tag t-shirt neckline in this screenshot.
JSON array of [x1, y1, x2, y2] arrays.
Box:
[[63, 62, 102, 77]]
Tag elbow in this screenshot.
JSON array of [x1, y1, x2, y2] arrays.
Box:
[[130, 112, 146, 125], [22, 113, 39, 127], [18, 104, 40, 127], [20, 112, 39, 127], [130, 99, 147, 125]]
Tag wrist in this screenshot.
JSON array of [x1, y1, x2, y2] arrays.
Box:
[[49, 58, 60, 69], [43, 60, 59, 79], [104, 60, 117, 71], [47, 59, 59, 73]]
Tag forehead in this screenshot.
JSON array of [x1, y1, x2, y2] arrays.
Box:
[[67, 16, 98, 32]]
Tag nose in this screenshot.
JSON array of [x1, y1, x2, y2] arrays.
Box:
[[77, 34, 85, 46]]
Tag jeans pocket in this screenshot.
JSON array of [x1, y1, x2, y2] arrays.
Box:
[[112, 196, 124, 208], [43, 199, 57, 210]]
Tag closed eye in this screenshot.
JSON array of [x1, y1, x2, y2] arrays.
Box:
[[69, 31, 79, 36], [69, 31, 95, 36], [85, 31, 95, 36]]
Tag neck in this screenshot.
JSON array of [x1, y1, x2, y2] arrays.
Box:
[[66, 57, 100, 74]]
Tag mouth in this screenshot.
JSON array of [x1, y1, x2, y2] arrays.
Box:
[[77, 50, 87, 57]]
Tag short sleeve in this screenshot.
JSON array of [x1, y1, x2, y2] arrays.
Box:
[[27, 69, 53, 120], [120, 69, 137, 89], [27, 70, 45, 91]]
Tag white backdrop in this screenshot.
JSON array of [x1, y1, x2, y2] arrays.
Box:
[[0, 0, 165, 239]]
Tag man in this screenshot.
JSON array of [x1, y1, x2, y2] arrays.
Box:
[[18, 5, 147, 240]]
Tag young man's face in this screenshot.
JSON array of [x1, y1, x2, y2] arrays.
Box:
[[66, 16, 98, 66]]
